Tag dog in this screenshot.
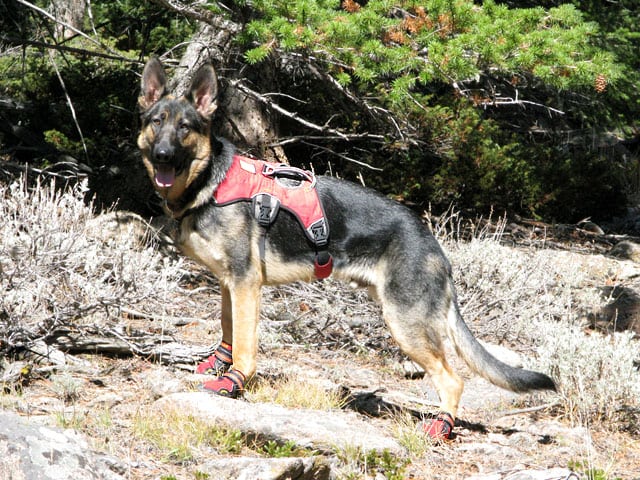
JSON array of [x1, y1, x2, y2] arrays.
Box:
[[137, 58, 555, 439]]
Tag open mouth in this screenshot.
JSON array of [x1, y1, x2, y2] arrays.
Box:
[[154, 164, 176, 188]]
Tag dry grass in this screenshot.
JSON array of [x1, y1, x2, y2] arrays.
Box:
[[3, 178, 638, 430], [0, 177, 187, 355], [432, 210, 640, 430], [247, 373, 348, 411], [133, 407, 245, 463]]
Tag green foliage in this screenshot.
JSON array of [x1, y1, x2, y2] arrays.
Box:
[[91, 0, 196, 55], [239, 0, 637, 221], [337, 447, 409, 480], [243, 0, 621, 95], [260, 439, 305, 457], [1, 0, 638, 221], [568, 460, 623, 480]]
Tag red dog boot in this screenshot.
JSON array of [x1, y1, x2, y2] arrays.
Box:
[[423, 412, 455, 440], [196, 341, 233, 375], [201, 369, 246, 398]]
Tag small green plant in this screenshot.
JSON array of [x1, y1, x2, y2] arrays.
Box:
[[51, 373, 83, 404], [568, 460, 622, 480], [391, 412, 433, 456], [260, 439, 305, 458], [336, 446, 409, 480], [54, 410, 85, 430]]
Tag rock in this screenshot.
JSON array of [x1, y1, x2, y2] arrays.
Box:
[[143, 368, 186, 399], [577, 220, 605, 235], [609, 240, 640, 263], [0, 410, 125, 480], [200, 456, 332, 480], [154, 392, 402, 454], [465, 467, 575, 480], [87, 393, 124, 408]]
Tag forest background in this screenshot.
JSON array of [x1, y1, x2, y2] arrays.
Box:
[[1, 0, 639, 225]]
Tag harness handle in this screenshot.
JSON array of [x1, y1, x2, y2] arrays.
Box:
[[261, 164, 316, 186]]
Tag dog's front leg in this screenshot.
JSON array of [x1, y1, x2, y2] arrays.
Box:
[[228, 280, 261, 378], [195, 285, 234, 376], [200, 279, 260, 398], [220, 285, 233, 345]]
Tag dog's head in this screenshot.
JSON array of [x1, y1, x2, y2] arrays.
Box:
[[137, 58, 218, 204]]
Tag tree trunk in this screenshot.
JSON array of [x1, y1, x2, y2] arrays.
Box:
[[160, 14, 287, 162], [50, 0, 86, 40]]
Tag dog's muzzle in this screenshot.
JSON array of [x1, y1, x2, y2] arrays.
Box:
[[152, 141, 178, 187]]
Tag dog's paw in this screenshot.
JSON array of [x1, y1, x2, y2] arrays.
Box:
[[200, 369, 245, 398], [423, 412, 455, 440], [196, 341, 233, 375]]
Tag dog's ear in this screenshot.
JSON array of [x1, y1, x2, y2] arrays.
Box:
[[186, 64, 218, 118], [139, 57, 167, 112]]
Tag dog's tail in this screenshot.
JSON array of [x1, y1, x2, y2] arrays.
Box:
[[445, 298, 556, 393]]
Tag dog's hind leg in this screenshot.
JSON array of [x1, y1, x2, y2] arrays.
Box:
[[384, 305, 463, 439], [384, 307, 464, 411], [376, 256, 464, 439]]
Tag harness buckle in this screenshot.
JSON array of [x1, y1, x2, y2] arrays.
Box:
[[252, 193, 280, 227], [308, 219, 329, 246]]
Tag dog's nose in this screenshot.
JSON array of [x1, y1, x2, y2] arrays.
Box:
[[153, 141, 174, 162]]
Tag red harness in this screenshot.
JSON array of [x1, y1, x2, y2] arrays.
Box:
[[213, 155, 333, 279]]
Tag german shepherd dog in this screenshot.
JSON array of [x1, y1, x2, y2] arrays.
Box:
[[137, 58, 555, 439]]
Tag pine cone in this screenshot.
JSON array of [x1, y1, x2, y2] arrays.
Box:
[[594, 74, 607, 93]]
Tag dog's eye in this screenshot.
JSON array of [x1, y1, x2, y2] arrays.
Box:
[[179, 122, 190, 133], [152, 117, 161, 127]]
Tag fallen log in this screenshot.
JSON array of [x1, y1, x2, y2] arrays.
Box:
[[43, 325, 214, 369]]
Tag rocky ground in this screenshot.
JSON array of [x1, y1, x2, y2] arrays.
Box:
[[2, 287, 640, 479], [2, 210, 640, 479]]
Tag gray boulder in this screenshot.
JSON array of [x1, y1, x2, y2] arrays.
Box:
[[0, 410, 124, 480]]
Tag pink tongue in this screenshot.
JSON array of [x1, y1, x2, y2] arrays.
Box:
[[155, 165, 176, 187]]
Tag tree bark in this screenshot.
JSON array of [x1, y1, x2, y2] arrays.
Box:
[[49, 0, 86, 40]]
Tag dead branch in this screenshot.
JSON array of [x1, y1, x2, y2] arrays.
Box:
[[44, 325, 214, 369], [149, 0, 240, 34], [48, 51, 88, 160], [14, 0, 124, 59], [0, 35, 140, 63], [120, 306, 206, 327], [232, 80, 349, 138], [453, 80, 566, 116], [232, 80, 385, 171]]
